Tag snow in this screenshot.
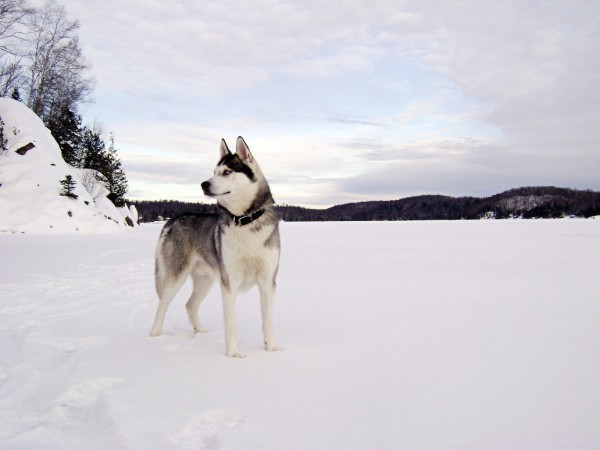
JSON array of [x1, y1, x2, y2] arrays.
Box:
[[0, 98, 137, 233], [1, 219, 599, 449]]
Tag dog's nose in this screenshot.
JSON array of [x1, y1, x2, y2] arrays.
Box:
[[201, 181, 210, 191]]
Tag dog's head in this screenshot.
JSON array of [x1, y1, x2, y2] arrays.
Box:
[[201, 137, 266, 213]]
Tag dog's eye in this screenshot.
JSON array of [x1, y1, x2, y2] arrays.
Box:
[[223, 169, 232, 176]]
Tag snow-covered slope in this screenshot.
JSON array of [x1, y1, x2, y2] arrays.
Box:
[[0, 98, 137, 233]]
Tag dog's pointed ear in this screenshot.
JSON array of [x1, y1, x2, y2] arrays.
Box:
[[236, 136, 253, 163], [220, 139, 232, 159]]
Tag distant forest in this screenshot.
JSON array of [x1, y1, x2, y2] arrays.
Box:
[[129, 186, 600, 223]]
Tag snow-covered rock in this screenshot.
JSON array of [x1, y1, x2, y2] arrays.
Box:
[[0, 98, 137, 233]]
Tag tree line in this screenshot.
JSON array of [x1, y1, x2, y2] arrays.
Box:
[[0, 0, 128, 206], [128, 200, 218, 223], [131, 187, 600, 223]]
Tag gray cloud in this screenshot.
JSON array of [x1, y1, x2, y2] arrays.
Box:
[[326, 114, 388, 128], [414, 0, 600, 165], [50, 0, 600, 206], [123, 159, 206, 185]]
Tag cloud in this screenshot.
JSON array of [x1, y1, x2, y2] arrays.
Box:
[[51, 0, 600, 206], [280, 45, 384, 78], [326, 113, 388, 127], [62, 0, 422, 97], [415, 0, 600, 146]]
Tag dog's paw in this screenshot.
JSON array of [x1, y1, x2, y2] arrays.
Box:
[[193, 327, 212, 334], [226, 350, 246, 358], [149, 329, 162, 337], [265, 343, 285, 352]]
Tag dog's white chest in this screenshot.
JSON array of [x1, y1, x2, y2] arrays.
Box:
[[222, 224, 271, 256], [220, 223, 279, 290]]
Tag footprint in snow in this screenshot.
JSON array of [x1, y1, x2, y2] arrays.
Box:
[[28, 334, 108, 354], [169, 409, 244, 450], [47, 377, 123, 427]]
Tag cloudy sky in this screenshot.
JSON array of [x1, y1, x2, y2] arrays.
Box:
[[47, 0, 600, 207]]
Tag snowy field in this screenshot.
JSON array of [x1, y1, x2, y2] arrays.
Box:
[[1, 220, 599, 449]]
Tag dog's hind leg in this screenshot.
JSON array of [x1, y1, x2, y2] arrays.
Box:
[[186, 268, 215, 333], [150, 271, 187, 337]]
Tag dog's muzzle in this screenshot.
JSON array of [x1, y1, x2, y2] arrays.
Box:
[[202, 181, 230, 197]]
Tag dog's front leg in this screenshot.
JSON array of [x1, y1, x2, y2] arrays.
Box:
[[258, 280, 282, 352], [221, 287, 244, 358]]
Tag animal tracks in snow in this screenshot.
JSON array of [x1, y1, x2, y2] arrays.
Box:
[[0, 249, 154, 448], [0, 261, 153, 326], [0, 328, 123, 447], [38, 334, 108, 354], [47, 377, 123, 428], [169, 409, 245, 450]]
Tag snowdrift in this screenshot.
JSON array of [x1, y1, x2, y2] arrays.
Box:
[[0, 98, 137, 233]]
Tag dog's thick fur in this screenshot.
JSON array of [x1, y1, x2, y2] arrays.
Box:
[[150, 137, 281, 357]]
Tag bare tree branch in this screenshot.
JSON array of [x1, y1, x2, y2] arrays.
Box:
[[23, 0, 94, 121]]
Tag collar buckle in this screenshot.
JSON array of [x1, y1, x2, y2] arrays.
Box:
[[232, 208, 265, 226]]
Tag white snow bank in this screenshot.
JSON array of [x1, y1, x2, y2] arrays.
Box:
[[0, 98, 137, 233], [0, 220, 599, 449]]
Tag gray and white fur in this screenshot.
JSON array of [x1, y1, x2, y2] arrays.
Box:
[[150, 137, 281, 358]]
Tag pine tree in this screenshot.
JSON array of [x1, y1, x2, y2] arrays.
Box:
[[79, 129, 128, 207], [0, 115, 8, 155], [104, 133, 128, 207], [47, 105, 83, 167], [80, 126, 106, 172], [10, 87, 22, 102], [59, 174, 78, 199]]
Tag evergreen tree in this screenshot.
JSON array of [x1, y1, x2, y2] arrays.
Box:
[[80, 126, 106, 172], [104, 132, 128, 207], [59, 174, 78, 199], [10, 87, 21, 102], [0, 115, 8, 155], [79, 129, 128, 207], [47, 105, 83, 167]]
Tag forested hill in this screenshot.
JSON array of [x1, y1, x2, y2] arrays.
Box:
[[130, 186, 600, 223]]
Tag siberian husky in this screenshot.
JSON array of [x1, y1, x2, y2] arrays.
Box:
[[150, 137, 281, 358]]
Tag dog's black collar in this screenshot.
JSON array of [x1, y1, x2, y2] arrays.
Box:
[[233, 208, 265, 226], [219, 205, 265, 226]]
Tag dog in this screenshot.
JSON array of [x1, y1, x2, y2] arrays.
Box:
[[150, 136, 281, 358]]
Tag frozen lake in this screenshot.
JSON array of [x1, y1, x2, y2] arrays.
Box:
[[1, 220, 599, 449]]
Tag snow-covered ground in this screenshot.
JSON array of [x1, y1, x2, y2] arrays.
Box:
[[1, 220, 599, 449]]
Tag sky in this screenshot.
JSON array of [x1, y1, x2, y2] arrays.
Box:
[[39, 0, 600, 207]]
